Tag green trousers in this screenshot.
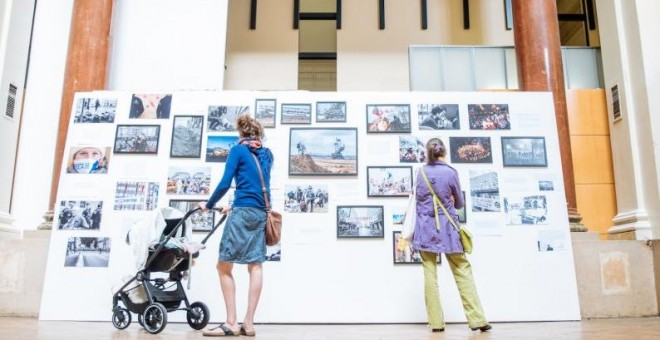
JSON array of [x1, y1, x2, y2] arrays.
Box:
[[420, 251, 488, 329]]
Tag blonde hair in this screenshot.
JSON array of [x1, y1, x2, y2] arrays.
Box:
[[236, 115, 264, 139]]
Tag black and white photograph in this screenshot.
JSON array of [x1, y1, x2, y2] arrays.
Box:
[[57, 200, 103, 230], [316, 101, 347, 122], [337, 206, 384, 238], [113, 125, 160, 154], [502, 137, 548, 167], [449, 137, 493, 164], [73, 97, 117, 123], [166, 166, 211, 195], [281, 103, 312, 124], [66, 146, 111, 174], [206, 135, 240, 163], [255, 99, 276, 128], [418, 104, 460, 130], [289, 128, 358, 175], [457, 191, 467, 223], [129, 93, 172, 119], [266, 243, 281, 262], [207, 105, 250, 132], [64, 237, 111, 267], [284, 184, 329, 213], [169, 200, 215, 232], [366, 104, 411, 133], [469, 170, 501, 212], [539, 180, 554, 191], [504, 194, 548, 225], [393, 231, 422, 264], [399, 136, 427, 163], [538, 230, 568, 252], [367, 166, 413, 197], [114, 181, 159, 211], [467, 104, 510, 130], [170, 115, 204, 158]]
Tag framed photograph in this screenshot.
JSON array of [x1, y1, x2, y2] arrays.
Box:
[[449, 137, 492, 164], [114, 181, 159, 211], [169, 200, 215, 232], [207, 105, 250, 132], [469, 170, 501, 212], [501, 137, 548, 167], [289, 128, 358, 176], [457, 191, 467, 223], [255, 99, 276, 128], [367, 166, 413, 197], [57, 200, 103, 230], [284, 184, 329, 213], [399, 136, 427, 163], [393, 231, 442, 264], [504, 194, 548, 225], [113, 125, 160, 154], [316, 101, 347, 122], [266, 243, 281, 261], [539, 180, 554, 191], [206, 135, 239, 163], [170, 115, 204, 158], [281, 103, 312, 124], [467, 104, 510, 130], [366, 104, 411, 133], [418, 104, 460, 130], [337, 205, 384, 238], [129, 93, 172, 119], [64, 237, 111, 267], [73, 97, 117, 123], [66, 146, 111, 174], [166, 166, 211, 195]]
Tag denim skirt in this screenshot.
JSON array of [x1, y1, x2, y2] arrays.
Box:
[[218, 207, 267, 264]]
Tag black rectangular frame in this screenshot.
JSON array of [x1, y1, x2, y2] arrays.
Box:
[[255, 98, 277, 128], [113, 124, 160, 154], [316, 101, 347, 122], [281, 103, 312, 125], [170, 115, 204, 158], [501, 136, 548, 167], [366, 104, 412, 133]]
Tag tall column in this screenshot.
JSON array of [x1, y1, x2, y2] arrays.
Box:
[[511, 0, 584, 231], [41, 0, 113, 229]]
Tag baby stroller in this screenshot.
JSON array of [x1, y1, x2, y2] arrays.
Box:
[[111, 207, 226, 334]]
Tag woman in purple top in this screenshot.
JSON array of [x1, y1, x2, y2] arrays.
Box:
[[413, 137, 491, 333]]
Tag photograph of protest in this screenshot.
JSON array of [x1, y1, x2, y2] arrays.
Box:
[[337, 206, 384, 238], [64, 237, 111, 267], [281, 103, 312, 124], [206, 135, 240, 162], [289, 128, 357, 175], [166, 166, 211, 195], [449, 137, 493, 164], [170, 115, 204, 158], [284, 184, 329, 213], [266, 243, 281, 261], [316, 101, 347, 122], [539, 180, 554, 191], [169, 200, 215, 232], [504, 194, 548, 225], [66, 146, 110, 174], [207, 105, 249, 132], [538, 230, 568, 252], [502, 137, 548, 167], [469, 170, 501, 212], [255, 99, 276, 128], [457, 191, 467, 223], [467, 104, 510, 130], [367, 166, 413, 197], [73, 97, 117, 123], [113, 125, 160, 154], [129, 93, 172, 119], [393, 231, 422, 264], [399, 136, 427, 163], [418, 104, 460, 130], [114, 181, 159, 211], [366, 104, 411, 133], [57, 200, 103, 230]]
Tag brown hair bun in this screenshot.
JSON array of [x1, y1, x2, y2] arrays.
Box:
[[236, 115, 264, 139]]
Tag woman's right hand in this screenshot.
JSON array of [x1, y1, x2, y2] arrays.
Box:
[[197, 201, 209, 212]]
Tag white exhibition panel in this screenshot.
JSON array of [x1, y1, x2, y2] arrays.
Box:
[[40, 90, 580, 323]]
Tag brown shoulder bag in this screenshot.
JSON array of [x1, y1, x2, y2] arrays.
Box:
[[249, 153, 282, 246]]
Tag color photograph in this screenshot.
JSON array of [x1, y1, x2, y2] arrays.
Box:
[[418, 104, 460, 130], [114, 181, 159, 211], [129, 93, 172, 119], [469, 170, 501, 212], [289, 128, 357, 175], [366, 104, 411, 133], [337, 206, 384, 238], [255, 99, 276, 128], [207, 105, 250, 132], [169, 200, 215, 232], [166, 166, 211, 195], [399, 136, 427, 163], [206, 135, 240, 163], [367, 166, 413, 197], [392, 231, 422, 264], [467, 103, 510, 130], [449, 137, 493, 164], [66, 146, 111, 174], [316, 101, 347, 122], [284, 184, 329, 213], [502, 137, 548, 167], [114, 125, 160, 154], [281, 103, 312, 124]]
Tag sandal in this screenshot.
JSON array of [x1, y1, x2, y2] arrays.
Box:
[[202, 324, 240, 337], [240, 325, 256, 337]]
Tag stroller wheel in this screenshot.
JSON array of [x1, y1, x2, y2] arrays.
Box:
[[142, 302, 168, 334], [137, 313, 144, 327], [111, 307, 131, 330], [187, 301, 210, 330]]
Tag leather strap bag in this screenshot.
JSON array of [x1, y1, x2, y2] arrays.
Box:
[[249, 152, 282, 246]]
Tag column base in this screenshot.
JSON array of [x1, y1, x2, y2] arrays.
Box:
[[569, 211, 586, 232], [37, 210, 54, 230], [608, 210, 653, 240]]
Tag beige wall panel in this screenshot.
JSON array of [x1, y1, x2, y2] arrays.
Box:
[[571, 135, 615, 184], [576, 184, 617, 237], [567, 89, 609, 135], [446, 0, 514, 45]]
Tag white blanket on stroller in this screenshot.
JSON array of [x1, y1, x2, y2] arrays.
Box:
[[127, 207, 184, 270]]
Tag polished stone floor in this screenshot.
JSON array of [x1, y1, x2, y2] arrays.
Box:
[[1, 317, 660, 339]]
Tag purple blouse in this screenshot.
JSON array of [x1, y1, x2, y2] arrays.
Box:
[[412, 161, 465, 254]]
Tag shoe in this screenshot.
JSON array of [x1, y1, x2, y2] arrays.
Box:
[[471, 324, 492, 332], [431, 328, 445, 332], [240, 325, 256, 337], [202, 324, 240, 337]]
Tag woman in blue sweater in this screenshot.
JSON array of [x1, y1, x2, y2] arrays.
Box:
[[199, 115, 273, 337]]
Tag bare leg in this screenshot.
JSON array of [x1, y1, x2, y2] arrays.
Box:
[[217, 261, 240, 333], [243, 263, 263, 332]]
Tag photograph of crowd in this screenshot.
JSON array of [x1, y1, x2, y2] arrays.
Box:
[[129, 93, 172, 119], [449, 137, 493, 163], [538, 230, 568, 252], [166, 166, 211, 195], [66, 146, 110, 174], [337, 206, 384, 238], [73, 97, 117, 123], [266, 243, 281, 262], [367, 166, 413, 197], [289, 128, 357, 175], [207, 105, 249, 132], [504, 194, 548, 225], [392, 231, 422, 264], [467, 104, 510, 130], [284, 184, 329, 213], [64, 237, 111, 267], [170, 115, 203, 158], [58, 200, 103, 230], [539, 180, 554, 191], [206, 135, 239, 162], [502, 137, 548, 167], [114, 181, 159, 211], [281, 103, 312, 124], [114, 125, 160, 154], [366, 104, 411, 133], [418, 104, 460, 130], [255, 99, 276, 128], [316, 101, 347, 122], [399, 136, 427, 163], [169, 200, 215, 232], [469, 170, 501, 212]]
